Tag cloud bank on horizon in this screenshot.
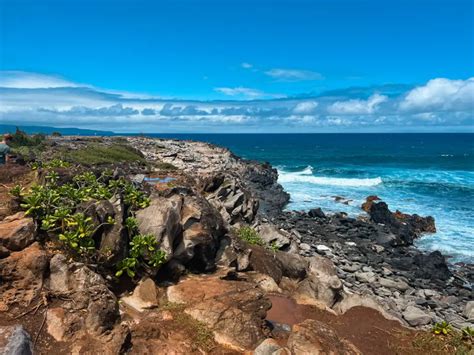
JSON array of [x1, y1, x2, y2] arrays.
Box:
[[0, 71, 473, 133]]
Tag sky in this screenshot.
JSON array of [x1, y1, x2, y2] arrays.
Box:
[[0, 0, 473, 133]]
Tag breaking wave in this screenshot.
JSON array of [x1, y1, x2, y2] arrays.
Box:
[[278, 166, 382, 187]]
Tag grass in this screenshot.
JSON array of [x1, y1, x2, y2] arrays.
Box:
[[411, 331, 472, 355], [58, 144, 145, 165], [155, 162, 178, 171], [236, 226, 265, 246], [161, 302, 215, 352]]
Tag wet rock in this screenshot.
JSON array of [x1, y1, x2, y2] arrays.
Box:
[[361, 195, 380, 212], [0, 325, 33, 355], [308, 208, 326, 219], [413, 251, 451, 282], [287, 319, 361, 354], [0, 212, 36, 251], [403, 306, 432, 326]]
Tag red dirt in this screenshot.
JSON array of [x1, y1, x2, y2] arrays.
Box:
[[267, 294, 422, 355]]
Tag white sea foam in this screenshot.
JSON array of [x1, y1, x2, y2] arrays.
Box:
[[278, 167, 382, 187]]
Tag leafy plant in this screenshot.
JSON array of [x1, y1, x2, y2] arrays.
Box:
[[123, 183, 151, 209], [432, 321, 452, 336], [461, 326, 473, 340], [125, 217, 139, 235], [9, 184, 23, 198], [116, 257, 139, 278], [58, 213, 95, 253], [236, 226, 264, 246], [116, 234, 166, 278], [269, 240, 280, 252]]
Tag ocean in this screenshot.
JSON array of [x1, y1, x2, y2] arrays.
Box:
[[148, 133, 474, 264]]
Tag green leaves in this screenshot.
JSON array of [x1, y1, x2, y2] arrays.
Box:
[[236, 226, 265, 246], [16, 164, 155, 275], [9, 184, 23, 198], [432, 321, 452, 335], [58, 213, 96, 254], [115, 234, 167, 279]]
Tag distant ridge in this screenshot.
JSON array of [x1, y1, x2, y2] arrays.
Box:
[[0, 124, 115, 136]]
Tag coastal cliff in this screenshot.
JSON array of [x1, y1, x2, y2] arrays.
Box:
[[0, 135, 472, 354]]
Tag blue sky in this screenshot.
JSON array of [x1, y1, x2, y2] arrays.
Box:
[[0, 0, 473, 132]]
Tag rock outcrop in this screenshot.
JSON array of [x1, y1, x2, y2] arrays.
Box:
[[136, 189, 226, 274], [167, 273, 271, 351], [0, 212, 36, 252]]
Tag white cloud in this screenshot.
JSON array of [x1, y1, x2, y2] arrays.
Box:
[[0, 71, 84, 89], [214, 86, 277, 99], [1, 71, 472, 132], [265, 68, 324, 81], [327, 93, 388, 115], [241, 62, 253, 69], [293, 101, 318, 114], [400, 77, 474, 112]]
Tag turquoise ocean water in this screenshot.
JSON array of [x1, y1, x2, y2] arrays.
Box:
[[149, 133, 474, 264]]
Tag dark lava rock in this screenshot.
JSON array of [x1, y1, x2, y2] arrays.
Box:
[[308, 208, 326, 219], [413, 251, 452, 282]]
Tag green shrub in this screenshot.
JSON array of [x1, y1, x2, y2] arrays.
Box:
[[116, 234, 166, 277], [236, 226, 264, 246], [432, 321, 452, 336], [17, 169, 151, 257], [9, 128, 46, 148]]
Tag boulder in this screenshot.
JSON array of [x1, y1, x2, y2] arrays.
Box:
[[98, 197, 129, 264], [287, 319, 361, 354], [206, 176, 259, 225], [355, 271, 377, 284], [248, 245, 283, 284], [174, 194, 226, 272], [464, 301, 474, 320], [294, 255, 343, 308], [367, 201, 436, 246], [402, 306, 432, 326], [413, 251, 451, 282], [0, 325, 33, 355], [0, 212, 36, 251], [136, 194, 183, 260], [121, 278, 159, 312], [274, 251, 308, 280], [0, 242, 49, 307], [47, 254, 120, 336], [254, 338, 288, 355], [378, 277, 410, 291], [167, 274, 271, 351], [308, 208, 326, 219], [256, 223, 291, 249]]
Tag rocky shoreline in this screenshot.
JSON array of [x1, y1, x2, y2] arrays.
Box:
[[0, 135, 472, 354], [127, 136, 473, 329]]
